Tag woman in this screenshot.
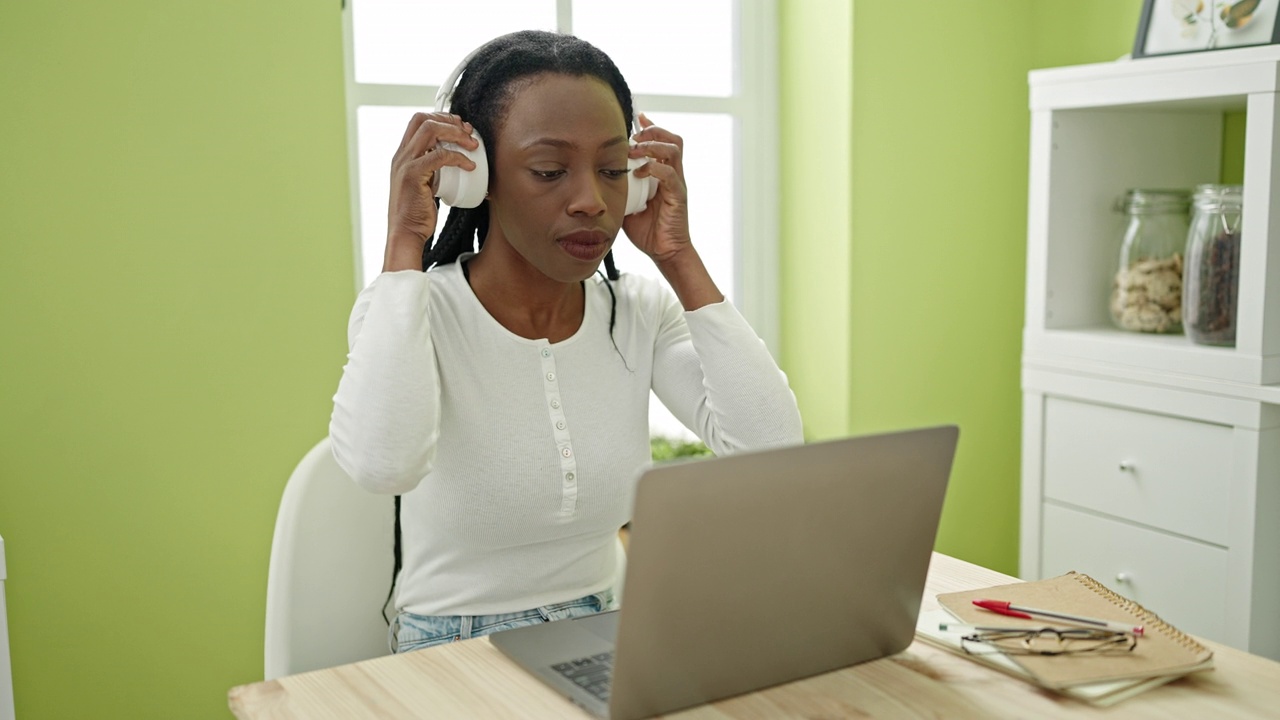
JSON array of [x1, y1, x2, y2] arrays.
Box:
[[330, 30, 803, 654]]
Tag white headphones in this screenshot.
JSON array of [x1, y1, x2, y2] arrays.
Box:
[[431, 44, 657, 214]]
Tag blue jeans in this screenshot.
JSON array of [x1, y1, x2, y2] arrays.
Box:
[[390, 588, 619, 654]]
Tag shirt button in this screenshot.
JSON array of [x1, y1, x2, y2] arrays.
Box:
[[565, 472, 576, 482], [562, 447, 572, 458], [541, 348, 551, 358], [551, 399, 560, 409], [556, 421, 566, 430], [546, 372, 556, 382]]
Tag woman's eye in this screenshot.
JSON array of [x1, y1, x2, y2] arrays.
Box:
[[601, 168, 628, 179], [531, 169, 565, 180]]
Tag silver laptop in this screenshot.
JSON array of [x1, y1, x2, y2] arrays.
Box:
[[490, 425, 959, 720]]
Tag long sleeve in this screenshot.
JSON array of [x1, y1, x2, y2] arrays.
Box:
[[329, 270, 440, 494], [650, 293, 804, 455]]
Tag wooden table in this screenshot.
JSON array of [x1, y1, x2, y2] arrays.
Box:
[[228, 553, 1280, 718]]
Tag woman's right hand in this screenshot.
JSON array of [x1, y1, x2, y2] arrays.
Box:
[[384, 112, 479, 272]]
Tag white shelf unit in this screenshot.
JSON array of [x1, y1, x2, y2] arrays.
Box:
[[1020, 47, 1280, 661]]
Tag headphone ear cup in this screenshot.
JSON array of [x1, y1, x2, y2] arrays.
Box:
[[625, 153, 658, 216], [434, 131, 488, 209]]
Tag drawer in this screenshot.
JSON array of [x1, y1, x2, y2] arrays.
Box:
[[1042, 397, 1232, 545], [1041, 502, 1228, 645]]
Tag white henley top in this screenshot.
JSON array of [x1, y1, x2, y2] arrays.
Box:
[[330, 257, 804, 616]]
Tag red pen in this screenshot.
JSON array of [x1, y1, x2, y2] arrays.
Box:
[[973, 599, 1145, 636]]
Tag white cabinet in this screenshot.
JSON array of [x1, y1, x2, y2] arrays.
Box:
[[1041, 503, 1231, 642], [1020, 46, 1280, 660], [1042, 397, 1233, 544]]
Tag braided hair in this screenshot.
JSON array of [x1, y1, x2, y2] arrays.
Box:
[[423, 30, 633, 282]]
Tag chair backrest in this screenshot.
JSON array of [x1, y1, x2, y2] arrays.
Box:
[[264, 437, 395, 680], [0, 535, 14, 720]]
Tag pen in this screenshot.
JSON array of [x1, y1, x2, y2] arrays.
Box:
[[938, 623, 1055, 633], [972, 599, 1145, 636]]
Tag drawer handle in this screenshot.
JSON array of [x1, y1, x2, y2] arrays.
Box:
[[1115, 572, 1131, 584], [1118, 460, 1136, 473]]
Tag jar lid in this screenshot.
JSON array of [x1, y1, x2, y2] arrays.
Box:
[[1117, 189, 1191, 214]]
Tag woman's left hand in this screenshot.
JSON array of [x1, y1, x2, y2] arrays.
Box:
[[622, 114, 693, 264]]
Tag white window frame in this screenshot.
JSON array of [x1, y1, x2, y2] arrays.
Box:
[[339, 0, 779, 351]]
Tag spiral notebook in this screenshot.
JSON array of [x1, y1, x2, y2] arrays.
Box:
[[934, 572, 1213, 689], [914, 609, 1185, 706]]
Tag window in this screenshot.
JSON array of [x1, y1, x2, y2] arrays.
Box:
[[341, 0, 778, 439]]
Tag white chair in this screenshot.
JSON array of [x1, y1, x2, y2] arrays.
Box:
[[1, 535, 14, 720], [264, 437, 396, 680]]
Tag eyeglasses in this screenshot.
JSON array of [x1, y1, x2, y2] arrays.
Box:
[[960, 627, 1138, 657]]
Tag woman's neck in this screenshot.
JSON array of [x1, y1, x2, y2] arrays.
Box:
[[465, 240, 585, 343]]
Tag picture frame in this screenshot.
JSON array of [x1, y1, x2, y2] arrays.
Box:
[[1134, 0, 1280, 58]]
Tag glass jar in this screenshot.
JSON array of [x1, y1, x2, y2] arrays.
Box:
[[1183, 184, 1243, 347], [1110, 189, 1191, 333]]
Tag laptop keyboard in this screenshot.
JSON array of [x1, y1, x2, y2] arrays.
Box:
[[551, 652, 614, 702]]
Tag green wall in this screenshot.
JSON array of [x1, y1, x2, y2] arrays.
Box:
[[0, 0, 1166, 717], [1031, 0, 1145, 69], [846, 1, 1034, 574], [0, 2, 353, 718], [780, 0, 1148, 576], [778, 1, 853, 441]]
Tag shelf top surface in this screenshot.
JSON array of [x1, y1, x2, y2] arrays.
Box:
[[1029, 45, 1280, 110], [1023, 327, 1280, 405], [1030, 44, 1280, 85]]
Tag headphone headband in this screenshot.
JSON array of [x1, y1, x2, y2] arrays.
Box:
[[434, 44, 486, 113]]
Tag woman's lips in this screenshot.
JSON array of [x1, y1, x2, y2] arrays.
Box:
[[558, 231, 610, 261]]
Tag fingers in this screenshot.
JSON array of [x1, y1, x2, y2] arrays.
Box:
[[398, 112, 430, 149], [408, 146, 477, 183], [395, 112, 478, 163], [632, 112, 683, 149], [629, 139, 683, 179], [631, 158, 682, 187], [631, 113, 685, 178], [391, 113, 481, 200]]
